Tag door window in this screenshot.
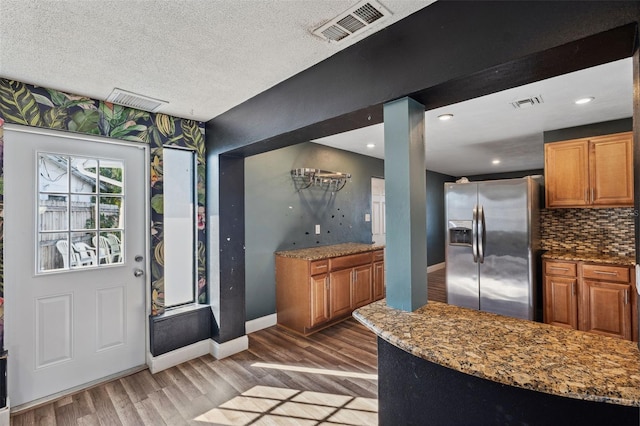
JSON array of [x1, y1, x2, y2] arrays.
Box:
[[38, 153, 125, 272]]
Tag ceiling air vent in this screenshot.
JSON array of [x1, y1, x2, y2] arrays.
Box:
[[106, 88, 168, 113], [510, 95, 544, 109], [313, 0, 392, 43]]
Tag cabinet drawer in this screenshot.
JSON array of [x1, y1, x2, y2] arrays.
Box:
[[373, 250, 384, 262], [330, 252, 372, 270], [582, 264, 630, 283], [310, 260, 329, 276], [544, 261, 577, 277]]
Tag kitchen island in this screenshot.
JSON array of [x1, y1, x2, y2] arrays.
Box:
[[354, 300, 640, 425]]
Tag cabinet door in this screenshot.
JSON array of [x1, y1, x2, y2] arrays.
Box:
[[581, 280, 632, 340], [352, 264, 373, 309], [545, 140, 589, 208], [543, 276, 578, 330], [310, 274, 329, 328], [373, 260, 385, 300], [329, 269, 353, 318], [590, 133, 633, 206]]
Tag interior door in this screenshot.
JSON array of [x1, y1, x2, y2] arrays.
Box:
[[371, 177, 385, 245], [4, 125, 147, 407]]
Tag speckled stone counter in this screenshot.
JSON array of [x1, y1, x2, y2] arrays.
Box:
[[275, 242, 384, 260], [542, 250, 636, 266], [354, 300, 640, 407]]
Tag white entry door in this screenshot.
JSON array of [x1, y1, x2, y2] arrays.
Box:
[[4, 125, 147, 407], [371, 177, 386, 245]]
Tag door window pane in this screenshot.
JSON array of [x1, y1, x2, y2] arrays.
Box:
[[39, 154, 69, 193], [70, 157, 97, 194], [39, 195, 68, 231], [38, 153, 126, 272], [42, 233, 71, 271], [99, 196, 123, 229], [99, 160, 123, 194], [70, 194, 96, 231]]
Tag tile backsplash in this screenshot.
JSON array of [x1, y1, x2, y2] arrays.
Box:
[[540, 208, 636, 257]]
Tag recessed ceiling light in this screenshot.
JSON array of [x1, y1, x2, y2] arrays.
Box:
[[366, 143, 375, 149], [492, 159, 501, 165], [574, 97, 594, 105], [438, 114, 454, 121]]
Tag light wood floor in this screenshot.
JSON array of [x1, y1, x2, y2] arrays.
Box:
[[12, 269, 446, 426]]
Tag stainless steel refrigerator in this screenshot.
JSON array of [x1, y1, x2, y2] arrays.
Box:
[[445, 177, 540, 320]]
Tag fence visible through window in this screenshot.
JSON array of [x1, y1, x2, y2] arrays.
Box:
[[38, 153, 125, 272]]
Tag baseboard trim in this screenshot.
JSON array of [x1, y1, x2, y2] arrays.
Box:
[[0, 400, 8, 426], [147, 340, 210, 374], [246, 313, 277, 334], [427, 262, 445, 273], [210, 335, 249, 360]]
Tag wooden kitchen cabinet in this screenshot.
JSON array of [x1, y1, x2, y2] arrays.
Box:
[[310, 274, 329, 327], [373, 255, 385, 300], [543, 258, 637, 341], [580, 264, 633, 340], [544, 132, 633, 208], [276, 248, 384, 336], [543, 260, 578, 330], [329, 268, 354, 318], [352, 264, 373, 309]]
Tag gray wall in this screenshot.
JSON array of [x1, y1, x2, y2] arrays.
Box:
[[245, 142, 454, 321], [544, 118, 631, 143], [245, 142, 384, 320], [427, 170, 456, 266]]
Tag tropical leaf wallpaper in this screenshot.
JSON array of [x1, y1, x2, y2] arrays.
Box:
[[0, 79, 207, 338]]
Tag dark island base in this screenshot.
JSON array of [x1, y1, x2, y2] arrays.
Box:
[[378, 338, 639, 426]]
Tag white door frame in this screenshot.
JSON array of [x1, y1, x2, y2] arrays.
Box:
[[3, 123, 151, 411], [371, 176, 386, 246]]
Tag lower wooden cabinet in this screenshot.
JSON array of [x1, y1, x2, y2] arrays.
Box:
[[310, 274, 329, 328], [544, 275, 578, 330], [276, 249, 384, 335], [543, 259, 637, 341]]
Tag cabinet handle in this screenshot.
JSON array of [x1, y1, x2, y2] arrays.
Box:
[[325, 281, 329, 290], [624, 289, 629, 305], [572, 282, 576, 296], [585, 189, 589, 203], [549, 266, 569, 271], [315, 264, 327, 269], [593, 270, 618, 276]]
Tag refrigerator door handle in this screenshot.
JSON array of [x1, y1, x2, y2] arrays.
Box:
[[472, 205, 479, 263], [478, 205, 486, 264]]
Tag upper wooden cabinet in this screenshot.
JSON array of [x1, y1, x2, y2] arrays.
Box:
[[544, 132, 633, 208]]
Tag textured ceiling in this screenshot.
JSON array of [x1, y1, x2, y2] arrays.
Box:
[[1, 1, 633, 177], [0, 0, 432, 121]]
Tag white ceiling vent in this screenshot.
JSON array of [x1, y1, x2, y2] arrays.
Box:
[[106, 88, 168, 113], [510, 95, 544, 109], [312, 0, 392, 43]]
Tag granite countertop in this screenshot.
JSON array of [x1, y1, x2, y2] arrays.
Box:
[[542, 250, 636, 266], [275, 242, 384, 260], [353, 300, 640, 407]]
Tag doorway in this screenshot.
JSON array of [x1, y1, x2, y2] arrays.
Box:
[[371, 177, 385, 245], [4, 125, 148, 408]]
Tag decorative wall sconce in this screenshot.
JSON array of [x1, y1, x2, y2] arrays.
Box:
[[291, 168, 351, 193]]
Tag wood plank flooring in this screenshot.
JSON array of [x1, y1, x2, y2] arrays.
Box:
[[12, 269, 446, 426], [427, 267, 447, 303], [11, 319, 378, 426]]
